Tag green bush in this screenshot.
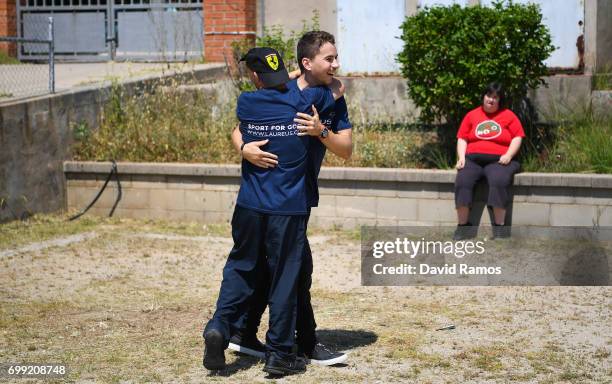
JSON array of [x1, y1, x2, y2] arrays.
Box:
[[397, 0, 554, 126]]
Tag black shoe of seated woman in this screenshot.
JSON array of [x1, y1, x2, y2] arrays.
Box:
[[453, 223, 476, 240], [492, 223, 511, 239]]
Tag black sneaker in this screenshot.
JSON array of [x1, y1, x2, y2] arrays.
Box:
[[203, 329, 225, 370], [453, 223, 476, 240], [263, 353, 306, 376], [228, 332, 266, 359], [492, 224, 511, 239], [301, 343, 348, 366]]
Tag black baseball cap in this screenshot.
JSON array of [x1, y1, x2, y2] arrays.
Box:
[[240, 47, 289, 88]]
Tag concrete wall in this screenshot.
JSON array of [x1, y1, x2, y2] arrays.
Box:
[[341, 74, 596, 122], [0, 65, 226, 222], [595, 0, 612, 71], [584, 0, 612, 73], [64, 162, 612, 229], [195, 74, 595, 124], [257, 0, 337, 38]]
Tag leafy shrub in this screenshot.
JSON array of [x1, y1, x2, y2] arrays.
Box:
[[397, 0, 554, 126]]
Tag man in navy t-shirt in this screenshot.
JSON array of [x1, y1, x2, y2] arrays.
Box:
[[230, 31, 353, 366], [203, 47, 344, 376]]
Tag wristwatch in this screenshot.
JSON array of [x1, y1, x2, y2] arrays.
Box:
[[320, 127, 329, 138]]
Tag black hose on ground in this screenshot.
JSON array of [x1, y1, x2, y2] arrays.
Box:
[[68, 160, 122, 221]]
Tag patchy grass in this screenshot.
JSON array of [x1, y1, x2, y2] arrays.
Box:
[[0, 51, 19, 64], [0, 214, 103, 249], [0, 215, 610, 382], [0, 212, 231, 250]]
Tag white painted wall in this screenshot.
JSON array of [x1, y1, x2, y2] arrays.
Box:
[[418, 0, 469, 7], [336, 0, 406, 74], [481, 0, 584, 68]]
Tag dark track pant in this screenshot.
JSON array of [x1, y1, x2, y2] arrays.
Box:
[[455, 153, 520, 208], [241, 214, 318, 354], [204, 206, 306, 359]]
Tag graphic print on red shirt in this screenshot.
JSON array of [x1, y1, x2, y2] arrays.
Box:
[[475, 120, 502, 140], [457, 107, 525, 155]]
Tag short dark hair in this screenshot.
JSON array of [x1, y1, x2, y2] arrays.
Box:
[[296, 31, 336, 72], [482, 82, 506, 108]]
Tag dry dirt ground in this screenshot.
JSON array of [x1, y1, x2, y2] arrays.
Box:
[[0, 215, 610, 383]]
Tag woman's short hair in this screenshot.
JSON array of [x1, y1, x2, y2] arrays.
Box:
[[482, 82, 506, 108]]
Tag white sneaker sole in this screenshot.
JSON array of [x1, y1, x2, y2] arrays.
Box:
[[227, 342, 266, 359], [308, 353, 348, 366]]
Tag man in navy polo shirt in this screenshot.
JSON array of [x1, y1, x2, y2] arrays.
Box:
[[202, 47, 344, 376], [229, 31, 353, 366]]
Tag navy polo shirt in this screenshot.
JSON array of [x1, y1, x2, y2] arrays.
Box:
[[235, 83, 335, 215], [284, 80, 352, 207], [309, 98, 352, 208]]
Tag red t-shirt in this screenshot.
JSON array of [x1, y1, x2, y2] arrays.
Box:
[[456, 106, 525, 155]]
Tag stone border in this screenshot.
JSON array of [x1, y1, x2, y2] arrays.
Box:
[[64, 161, 612, 189]]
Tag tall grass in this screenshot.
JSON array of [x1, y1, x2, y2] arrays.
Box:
[[522, 108, 612, 173], [73, 80, 238, 163], [592, 65, 612, 91], [324, 122, 437, 168], [73, 82, 610, 174]]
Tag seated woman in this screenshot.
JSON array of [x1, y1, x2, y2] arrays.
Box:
[[454, 82, 524, 239]]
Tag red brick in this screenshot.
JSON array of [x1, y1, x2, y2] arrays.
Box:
[[0, 2, 17, 36], [212, 4, 234, 12], [204, 0, 255, 62]]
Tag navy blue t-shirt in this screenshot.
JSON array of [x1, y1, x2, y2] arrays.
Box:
[[235, 83, 335, 215], [306, 96, 351, 207]]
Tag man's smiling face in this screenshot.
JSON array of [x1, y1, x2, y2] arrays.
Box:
[[303, 42, 339, 86]]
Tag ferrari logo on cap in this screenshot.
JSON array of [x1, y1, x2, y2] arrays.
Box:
[[265, 54, 279, 70]]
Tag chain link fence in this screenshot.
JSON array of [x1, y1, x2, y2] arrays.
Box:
[[0, 17, 54, 101]]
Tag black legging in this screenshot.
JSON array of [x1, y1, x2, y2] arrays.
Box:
[[455, 153, 520, 208]]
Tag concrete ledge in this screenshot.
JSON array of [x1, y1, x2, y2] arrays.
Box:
[[64, 161, 241, 177], [64, 161, 612, 228], [65, 161, 612, 189]]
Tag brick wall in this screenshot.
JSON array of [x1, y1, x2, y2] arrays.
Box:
[[0, 0, 17, 56], [203, 0, 256, 62]]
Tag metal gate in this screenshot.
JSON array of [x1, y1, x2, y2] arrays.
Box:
[[16, 0, 203, 61]]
